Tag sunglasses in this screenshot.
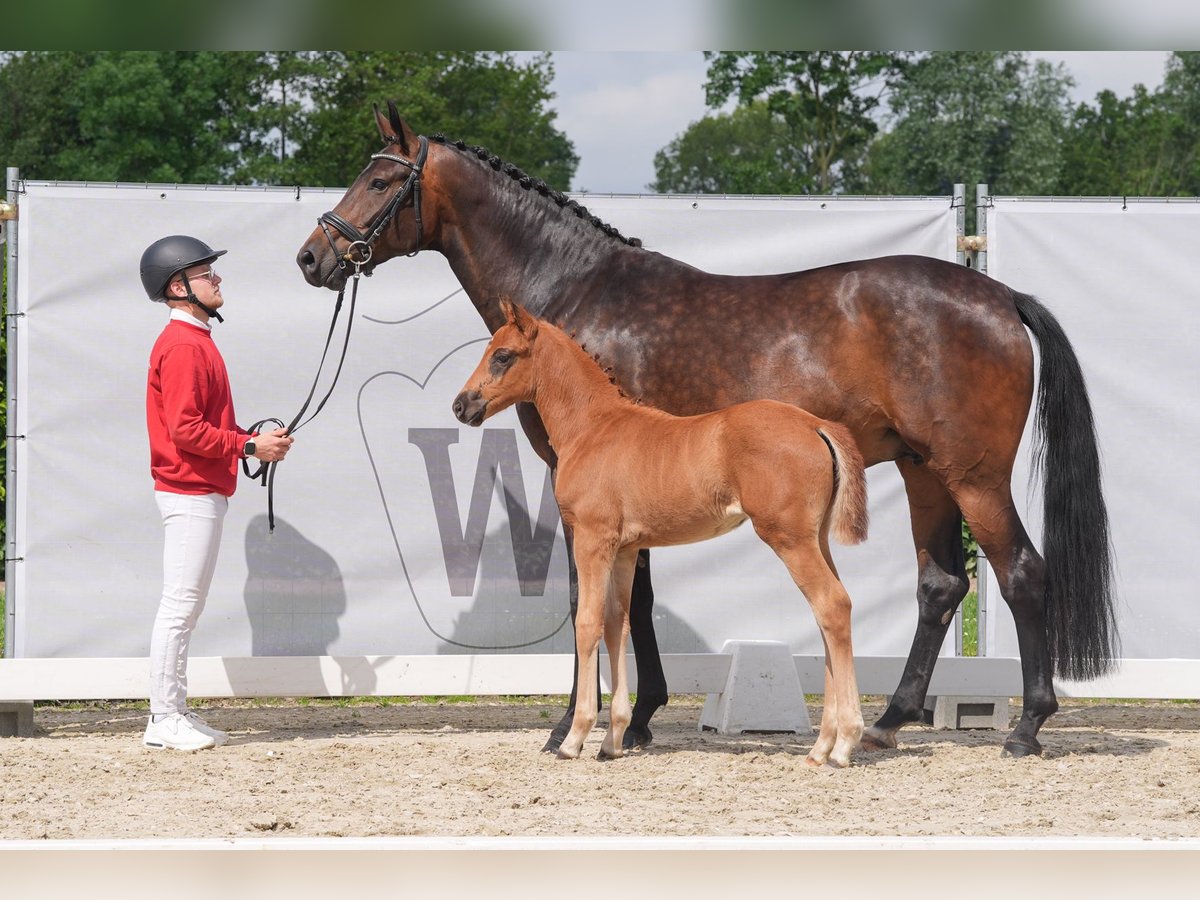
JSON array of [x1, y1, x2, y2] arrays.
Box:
[[181, 267, 219, 284]]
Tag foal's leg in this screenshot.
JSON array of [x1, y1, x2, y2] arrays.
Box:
[[600, 547, 640, 760], [759, 525, 862, 768], [541, 518, 604, 754], [862, 460, 969, 751], [625, 549, 667, 750], [557, 534, 617, 760]]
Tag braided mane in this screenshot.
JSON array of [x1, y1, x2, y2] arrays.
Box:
[[430, 133, 643, 248], [567, 329, 642, 404]]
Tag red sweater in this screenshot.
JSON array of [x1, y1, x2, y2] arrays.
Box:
[[146, 318, 250, 496]]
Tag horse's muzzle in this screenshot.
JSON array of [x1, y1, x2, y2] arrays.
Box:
[[296, 240, 348, 290], [452, 390, 487, 427]]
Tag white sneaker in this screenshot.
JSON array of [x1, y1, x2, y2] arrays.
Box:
[[143, 713, 216, 751], [183, 710, 229, 746]]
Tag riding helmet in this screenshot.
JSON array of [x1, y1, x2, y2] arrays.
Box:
[[139, 235, 228, 301]]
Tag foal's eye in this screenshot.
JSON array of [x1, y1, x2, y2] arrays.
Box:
[[369, 178, 388, 191], [492, 349, 514, 366]]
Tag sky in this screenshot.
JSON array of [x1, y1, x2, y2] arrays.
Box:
[[531, 51, 1176, 194]]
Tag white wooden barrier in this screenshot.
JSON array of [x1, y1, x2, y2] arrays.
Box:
[[4, 654, 1195, 702]]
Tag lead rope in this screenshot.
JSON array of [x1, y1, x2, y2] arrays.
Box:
[[243, 266, 363, 533]]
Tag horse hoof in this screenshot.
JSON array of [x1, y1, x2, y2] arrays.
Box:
[[859, 727, 896, 751], [556, 748, 578, 760], [596, 748, 623, 761], [621, 726, 653, 751], [1001, 738, 1043, 758], [542, 728, 569, 754]]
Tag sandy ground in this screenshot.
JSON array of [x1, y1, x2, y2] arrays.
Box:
[[3, 697, 1199, 840]]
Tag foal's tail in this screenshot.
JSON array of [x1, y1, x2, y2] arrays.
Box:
[[817, 423, 869, 546], [1013, 290, 1118, 680]]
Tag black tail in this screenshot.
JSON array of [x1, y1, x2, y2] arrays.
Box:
[[1013, 291, 1118, 680]]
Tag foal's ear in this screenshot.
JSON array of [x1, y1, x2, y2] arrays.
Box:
[[504, 299, 539, 339]]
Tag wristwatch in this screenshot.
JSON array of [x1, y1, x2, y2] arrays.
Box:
[[243, 439, 256, 458]]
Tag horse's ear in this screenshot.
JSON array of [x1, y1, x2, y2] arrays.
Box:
[[387, 100, 414, 154], [374, 101, 415, 153]]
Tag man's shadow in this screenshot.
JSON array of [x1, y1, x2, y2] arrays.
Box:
[[240, 515, 375, 695]]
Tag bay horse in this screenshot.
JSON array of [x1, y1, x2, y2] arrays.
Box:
[[296, 102, 1117, 759], [454, 299, 870, 766]]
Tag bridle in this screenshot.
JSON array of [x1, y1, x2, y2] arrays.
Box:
[[317, 133, 429, 272], [244, 135, 429, 533]]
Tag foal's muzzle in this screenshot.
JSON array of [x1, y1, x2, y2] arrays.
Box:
[[452, 390, 487, 427]]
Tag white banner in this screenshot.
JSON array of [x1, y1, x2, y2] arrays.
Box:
[[9, 183, 957, 666], [985, 198, 1200, 661]]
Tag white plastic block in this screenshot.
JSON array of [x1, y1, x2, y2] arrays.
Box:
[[930, 695, 1012, 730], [0, 701, 35, 738], [699, 640, 811, 735]]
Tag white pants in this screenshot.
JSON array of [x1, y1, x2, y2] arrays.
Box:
[[149, 491, 228, 716]]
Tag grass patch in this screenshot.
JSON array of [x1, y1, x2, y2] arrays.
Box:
[[962, 589, 978, 656]]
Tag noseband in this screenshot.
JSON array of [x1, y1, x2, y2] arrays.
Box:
[[318, 133, 429, 270]]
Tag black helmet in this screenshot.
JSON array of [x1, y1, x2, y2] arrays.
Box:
[[139, 235, 227, 301]]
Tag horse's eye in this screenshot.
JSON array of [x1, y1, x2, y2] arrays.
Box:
[[370, 178, 388, 191], [493, 349, 513, 365]]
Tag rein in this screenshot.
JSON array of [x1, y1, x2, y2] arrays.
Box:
[[243, 269, 362, 533], [249, 136, 429, 532]]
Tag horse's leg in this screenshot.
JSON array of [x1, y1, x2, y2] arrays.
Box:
[[599, 547, 640, 760], [623, 549, 667, 750], [541, 518, 603, 754], [557, 534, 616, 760], [955, 485, 1058, 757], [861, 460, 969, 751]]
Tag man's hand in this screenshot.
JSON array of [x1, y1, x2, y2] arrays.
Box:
[[254, 428, 294, 462]]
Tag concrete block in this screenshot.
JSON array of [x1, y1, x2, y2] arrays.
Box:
[[0, 701, 35, 738], [699, 640, 811, 735], [931, 695, 1011, 730]]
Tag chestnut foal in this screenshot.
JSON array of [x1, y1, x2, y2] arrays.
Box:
[[453, 300, 870, 767]]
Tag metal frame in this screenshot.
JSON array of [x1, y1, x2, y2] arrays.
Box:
[[3, 167, 19, 659]]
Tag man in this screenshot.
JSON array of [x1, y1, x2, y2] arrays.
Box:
[[139, 235, 293, 750]]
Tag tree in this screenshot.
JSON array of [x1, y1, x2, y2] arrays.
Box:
[[866, 52, 1074, 198], [700, 51, 911, 193], [0, 52, 578, 190], [286, 51, 577, 189], [0, 51, 243, 183], [1056, 86, 1178, 196], [1155, 51, 1200, 194], [650, 100, 811, 194]]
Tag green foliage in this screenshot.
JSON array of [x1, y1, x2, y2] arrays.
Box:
[[866, 52, 1074, 202], [961, 590, 978, 658], [0, 51, 577, 190], [288, 52, 576, 190], [1059, 52, 1200, 197], [651, 100, 812, 194], [962, 518, 978, 581], [697, 51, 911, 194], [1058, 87, 1178, 196]]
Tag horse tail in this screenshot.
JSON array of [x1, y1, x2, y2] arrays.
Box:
[[1012, 290, 1118, 680], [817, 423, 869, 546]]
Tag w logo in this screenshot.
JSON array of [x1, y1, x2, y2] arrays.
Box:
[[409, 428, 561, 597]]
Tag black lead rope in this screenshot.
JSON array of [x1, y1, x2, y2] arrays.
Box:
[[243, 274, 360, 532]]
